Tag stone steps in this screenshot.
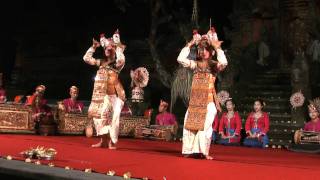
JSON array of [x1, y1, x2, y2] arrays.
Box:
[[247, 91, 291, 96], [238, 69, 294, 147], [240, 97, 290, 106], [254, 78, 291, 85], [248, 84, 291, 91], [238, 105, 291, 114], [256, 74, 290, 78]]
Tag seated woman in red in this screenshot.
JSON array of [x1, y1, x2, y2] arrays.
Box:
[[218, 99, 242, 146], [243, 99, 270, 148]]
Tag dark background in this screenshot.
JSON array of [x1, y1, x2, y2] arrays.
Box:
[[0, 0, 233, 108]]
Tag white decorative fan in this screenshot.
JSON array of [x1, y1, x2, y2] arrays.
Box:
[[130, 67, 149, 88], [217, 90, 230, 105], [290, 91, 305, 109]]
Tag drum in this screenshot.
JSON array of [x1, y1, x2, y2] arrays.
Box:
[[294, 130, 320, 144]]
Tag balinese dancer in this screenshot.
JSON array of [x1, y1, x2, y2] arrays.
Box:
[[171, 27, 219, 110], [177, 29, 228, 160], [83, 30, 126, 149]]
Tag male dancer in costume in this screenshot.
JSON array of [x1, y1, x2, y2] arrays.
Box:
[[83, 30, 126, 149]]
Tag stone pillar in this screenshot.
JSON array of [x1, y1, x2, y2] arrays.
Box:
[[291, 51, 310, 126], [279, 0, 311, 68]]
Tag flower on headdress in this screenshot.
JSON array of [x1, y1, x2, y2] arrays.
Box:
[[217, 90, 230, 105], [290, 91, 305, 109]]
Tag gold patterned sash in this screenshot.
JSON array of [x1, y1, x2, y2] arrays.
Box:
[[185, 72, 217, 131]]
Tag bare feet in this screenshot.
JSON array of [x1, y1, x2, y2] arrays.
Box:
[[91, 139, 107, 148], [108, 141, 117, 150], [205, 155, 214, 160]]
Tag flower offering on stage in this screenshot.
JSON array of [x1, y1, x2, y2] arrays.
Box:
[[21, 146, 57, 160]]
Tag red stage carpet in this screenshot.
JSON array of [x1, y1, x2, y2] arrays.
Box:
[[0, 135, 319, 180]]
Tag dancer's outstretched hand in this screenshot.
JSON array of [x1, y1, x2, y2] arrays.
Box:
[[92, 38, 101, 48], [187, 39, 196, 48]]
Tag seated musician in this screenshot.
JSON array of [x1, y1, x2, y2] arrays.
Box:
[[25, 85, 53, 131], [62, 86, 84, 113], [155, 99, 178, 135], [156, 100, 177, 125], [289, 97, 320, 153], [304, 98, 320, 132]]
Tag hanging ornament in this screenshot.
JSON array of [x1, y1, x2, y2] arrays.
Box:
[[191, 0, 199, 28]]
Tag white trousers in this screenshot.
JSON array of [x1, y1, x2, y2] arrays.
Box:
[[182, 102, 217, 155], [93, 95, 123, 144]]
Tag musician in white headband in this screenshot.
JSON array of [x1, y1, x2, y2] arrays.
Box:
[[83, 29, 126, 149]]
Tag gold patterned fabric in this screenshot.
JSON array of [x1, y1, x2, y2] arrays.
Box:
[[88, 67, 126, 118], [57, 112, 89, 134], [0, 104, 34, 133], [184, 72, 219, 131]]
